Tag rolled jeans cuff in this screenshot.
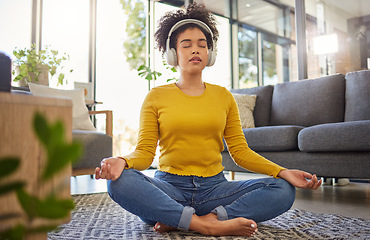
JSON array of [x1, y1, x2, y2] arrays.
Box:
[[178, 206, 195, 230], [211, 206, 228, 221]]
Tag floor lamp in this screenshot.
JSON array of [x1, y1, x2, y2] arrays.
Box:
[[313, 33, 339, 75]]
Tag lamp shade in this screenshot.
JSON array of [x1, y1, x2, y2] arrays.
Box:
[[313, 33, 338, 55]]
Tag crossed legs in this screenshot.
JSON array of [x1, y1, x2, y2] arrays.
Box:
[[107, 169, 295, 236]]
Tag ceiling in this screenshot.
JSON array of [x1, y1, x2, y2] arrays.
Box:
[[315, 0, 370, 18], [195, 0, 370, 36], [197, 0, 370, 19]]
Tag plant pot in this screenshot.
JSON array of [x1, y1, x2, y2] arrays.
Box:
[[16, 64, 49, 87]]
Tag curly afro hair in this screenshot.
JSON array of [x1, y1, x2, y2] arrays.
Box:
[[154, 3, 219, 55]]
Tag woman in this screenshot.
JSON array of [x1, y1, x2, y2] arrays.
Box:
[[95, 3, 321, 237]]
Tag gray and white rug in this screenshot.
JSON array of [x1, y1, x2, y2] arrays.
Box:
[[48, 193, 370, 240]]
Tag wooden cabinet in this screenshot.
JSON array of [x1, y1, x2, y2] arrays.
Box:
[[0, 92, 73, 239]]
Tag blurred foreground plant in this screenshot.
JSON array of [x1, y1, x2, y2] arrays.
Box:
[[0, 112, 82, 240]]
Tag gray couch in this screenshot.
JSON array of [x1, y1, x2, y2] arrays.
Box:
[[222, 70, 370, 179]]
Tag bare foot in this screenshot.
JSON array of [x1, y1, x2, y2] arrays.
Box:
[[190, 216, 258, 237], [154, 213, 258, 237], [199, 212, 218, 221], [153, 222, 177, 233]]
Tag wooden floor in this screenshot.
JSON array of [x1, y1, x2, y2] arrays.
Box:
[[71, 170, 370, 220]]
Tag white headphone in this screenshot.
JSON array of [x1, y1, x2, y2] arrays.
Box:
[[165, 19, 216, 67]]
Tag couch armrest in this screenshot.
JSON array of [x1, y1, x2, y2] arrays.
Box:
[[89, 110, 113, 137]]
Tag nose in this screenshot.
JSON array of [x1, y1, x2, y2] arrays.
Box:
[[191, 45, 200, 54]]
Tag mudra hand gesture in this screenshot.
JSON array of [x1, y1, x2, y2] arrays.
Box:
[[95, 157, 126, 181], [278, 169, 322, 190]]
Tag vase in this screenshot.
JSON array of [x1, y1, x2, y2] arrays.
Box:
[[17, 64, 49, 87]]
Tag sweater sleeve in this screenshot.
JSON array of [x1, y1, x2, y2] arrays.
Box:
[[224, 91, 285, 178], [121, 90, 159, 171]]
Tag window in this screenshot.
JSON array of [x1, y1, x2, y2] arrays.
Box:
[[305, 0, 370, 78], [42, 0, 89, 88], [0, 0, 32, 82], [237, 0, 295, 86], [238, 27, 258, 88], [95, 0, 149, 156], [202, 15, 231, 89], [238, 0, 292, 39], [150, 2, 179, 88]]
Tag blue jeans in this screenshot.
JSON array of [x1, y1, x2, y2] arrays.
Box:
[[107, 169, 295, 230]]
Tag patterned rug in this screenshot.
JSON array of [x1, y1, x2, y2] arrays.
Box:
[[48, 193, 370, 240]]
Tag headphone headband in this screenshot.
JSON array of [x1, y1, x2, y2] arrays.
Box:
[[168, 19, 214, 40]]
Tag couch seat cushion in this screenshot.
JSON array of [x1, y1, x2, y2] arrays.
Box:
[[242, 125, 304, 151], [298, 120, 370, 152], [72, 130, 112, 169]]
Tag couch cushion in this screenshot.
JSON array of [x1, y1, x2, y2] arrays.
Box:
[[270, 74, 345, 127], [345, 70, 370, 121], [232, 93, 257, 128], [242, 125, 304, 151], [29, 83, 96, 131], [298, 120, 370, 152], [72, 130, 112, 169], [231, 85, 273, 127]]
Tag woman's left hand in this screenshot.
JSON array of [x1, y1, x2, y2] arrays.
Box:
[[277, 169, 322, 190]]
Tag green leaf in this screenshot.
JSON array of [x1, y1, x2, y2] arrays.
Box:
[[0, 157, 20, 179], [58, 73, 65, 85], [32, 112, 82, 180], [13, 75, 22, 82], [16, 189, 75, 219], [42, 142, 82, 180], [167, 77, 177, 82], [50, 65, 56, 76], [0, 181, 25, 196], [145, 75, 152, 81], [33, 112, 50, 147], [137, 65, 146, 71], [16, 189, 39, 218]]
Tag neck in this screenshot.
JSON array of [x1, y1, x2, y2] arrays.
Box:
[[177, 70, 203, 88]]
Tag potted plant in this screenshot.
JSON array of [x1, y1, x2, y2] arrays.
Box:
[[137, 61, 178, 91], [12, 43, 73, 87]]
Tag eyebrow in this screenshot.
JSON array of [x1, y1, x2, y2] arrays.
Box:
[[180, 38, 207, 44]]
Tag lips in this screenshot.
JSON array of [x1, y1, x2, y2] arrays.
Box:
[[190, 56, 201, 63]]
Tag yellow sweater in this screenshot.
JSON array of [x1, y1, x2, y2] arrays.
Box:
[[123, 82, 285, 177]]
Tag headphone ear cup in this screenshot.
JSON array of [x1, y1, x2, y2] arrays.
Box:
[[207, 50, 216, 66], [166, 48, 178, 66]]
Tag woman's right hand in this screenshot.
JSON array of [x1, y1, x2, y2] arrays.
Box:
[[95, 157, 127, 181]]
